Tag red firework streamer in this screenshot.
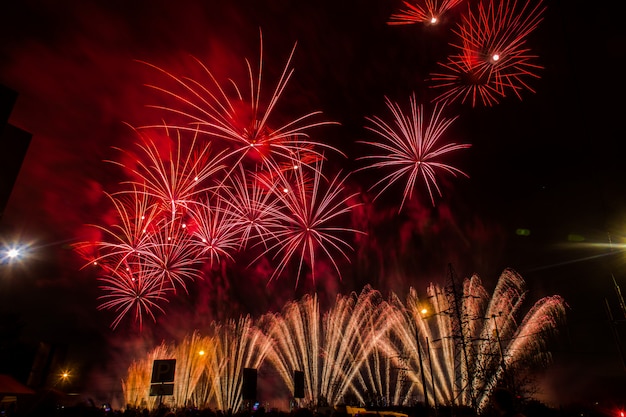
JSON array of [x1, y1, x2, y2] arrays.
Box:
[[430, 0, 545, 106], [389, 0, 464, 25], [253, 155, 363, 286], [139, 32, 341, 175], [358, 95, 470, 210]]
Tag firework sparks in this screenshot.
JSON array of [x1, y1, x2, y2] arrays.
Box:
[[218, 165, 284, 250], [430, 0, 545, 106], [186, 197, 242, 267], [121, 271, 565, 411], [74, 189, 160, 271], [111, 127, 227, 219], [253, 156, 363, 286], [138, 217, 205, 294], [95, 216, 204, 330], [389, 0, 464, 25], [358, 95, 470, 210], [97, 262, 170, 330], [140, 33, 341, 175], [261, 287, 390, 405]]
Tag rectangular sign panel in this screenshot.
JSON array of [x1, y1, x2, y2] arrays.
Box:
[[151, 359, 176, 383], [149, 383, 174, 396]]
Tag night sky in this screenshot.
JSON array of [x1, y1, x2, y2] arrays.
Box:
[[1, 0, 626, 409]]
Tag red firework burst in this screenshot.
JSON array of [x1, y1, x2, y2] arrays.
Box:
[[253, 155, 363, 286], [186, 197, 242, 267], [389, 0, 464, 25], [97, 261, 170, 330], [430, 0, 545, 106], [111, 127, 227, 219], [358, 95, 470, 209], [140, 32, 341, 174], [76, 188, 204, 328]]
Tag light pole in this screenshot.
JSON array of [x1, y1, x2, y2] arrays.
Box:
[[425, 337, 438, 415], [491, 313, 508, 387], [412, 312, 429, 409]]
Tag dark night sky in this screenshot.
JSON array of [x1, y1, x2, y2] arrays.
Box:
[[1, 0, 626, 409]]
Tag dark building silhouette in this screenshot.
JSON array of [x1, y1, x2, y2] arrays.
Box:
[[0, 84, 32, 222]]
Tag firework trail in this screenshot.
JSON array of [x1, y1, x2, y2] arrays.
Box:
[[253, 156, 363, 286], [260, 287, 390, 405], [381, 268, 566, 410], [97, 261, 170, 330], [358, 95, 470, 210], [140, 33, 341, 176], [203, 317, 274, 412], [186, 196, 242, 267], [170, 331, 213, 407], [430, 0, 545, 106], [111, 127, 227, 220], [121, 270, 565, 411], [218, 165, 284, 251], [122, 342, 172, 409], [389, 0, 464, 25], [119, 269, 566, 410]]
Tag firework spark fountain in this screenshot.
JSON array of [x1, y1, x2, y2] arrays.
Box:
[[260, 286, 391, 406], [121, 270, 565, 411]]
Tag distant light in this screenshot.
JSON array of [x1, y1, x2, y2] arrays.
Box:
[[421, 308, 428, 315], [515, 228, 531, 236], [430, 16, 437, 24], [567, 233, 585, 242], [198, 350, 205, 356], [492, 53, 500, 61], [2, 244, 29, 263]]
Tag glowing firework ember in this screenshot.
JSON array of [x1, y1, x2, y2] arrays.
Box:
[[121, 270, 565, 411], [358, 95, 470, 209], [430, 0, 545, 106], [388, 0, 464, 25]]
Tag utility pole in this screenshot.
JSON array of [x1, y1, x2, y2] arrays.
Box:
[[415, 320, 429, 409], [426, 337, 438, 415], [491, 313, 509, 387]]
